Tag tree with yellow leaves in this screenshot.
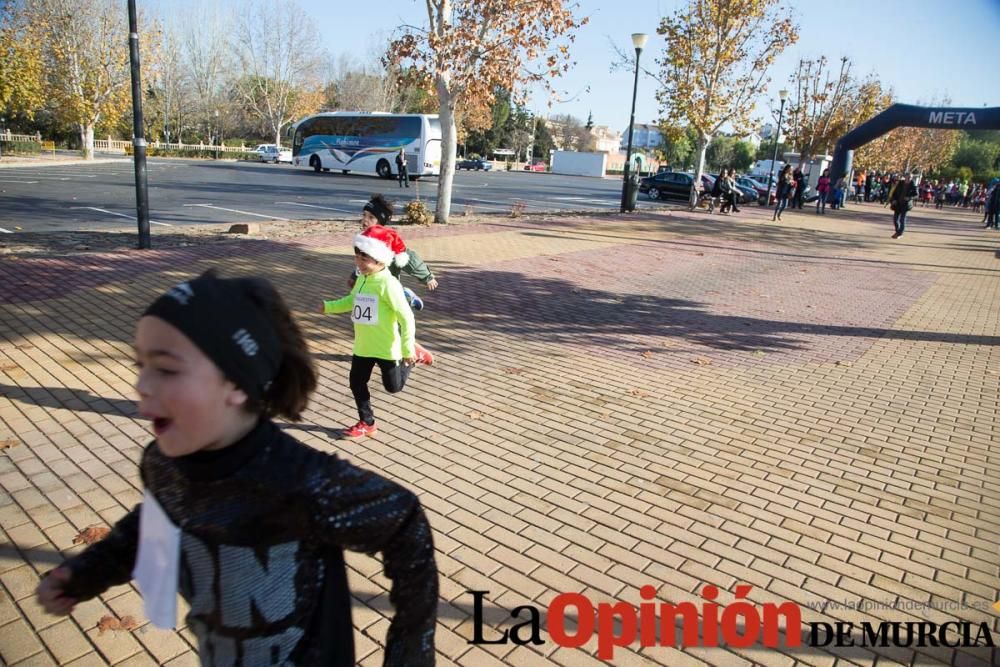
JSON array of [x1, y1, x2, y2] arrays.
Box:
[[32, 0, 144, 159], [656, 0, 798, 206], [389, 0, 587, 223], [0, 0, 46, 120]]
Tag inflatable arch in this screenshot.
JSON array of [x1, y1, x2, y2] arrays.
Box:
[[829, 104, 1000, 182]]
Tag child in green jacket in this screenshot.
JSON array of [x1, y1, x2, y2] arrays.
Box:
[[323, 225, 434, 438], [349, 194, 439, 310]]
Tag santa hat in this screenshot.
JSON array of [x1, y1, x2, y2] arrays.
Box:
[[354, 224, 409, 268]]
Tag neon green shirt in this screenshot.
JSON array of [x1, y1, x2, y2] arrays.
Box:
[[323, 268, 415, 360]]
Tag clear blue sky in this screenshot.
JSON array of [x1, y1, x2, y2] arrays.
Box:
[[164, 0, 1000, 133]]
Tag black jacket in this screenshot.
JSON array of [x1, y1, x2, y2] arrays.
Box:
[[60, 420, 438, 666]]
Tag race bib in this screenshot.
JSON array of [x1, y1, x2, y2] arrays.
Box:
[[133, 490, 180, 629], [351, 293, 379, 325]]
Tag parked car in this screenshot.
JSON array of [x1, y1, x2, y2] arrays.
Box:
[[457, 158, 492, 171], [524, 161, 546, 172], [737, 176, 771, 204], [639, 171, 697, 200], [255, 144, 292, 164]]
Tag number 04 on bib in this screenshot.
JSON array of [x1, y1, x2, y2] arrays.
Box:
[[351, 293, 379, 325]]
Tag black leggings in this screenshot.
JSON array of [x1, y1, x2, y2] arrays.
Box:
[[350, 355, 410, 425]]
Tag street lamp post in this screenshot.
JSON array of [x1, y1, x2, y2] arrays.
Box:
[[765, 88, 788, 206], [620, 32, 648, 213], [214, 110, 220, 160]]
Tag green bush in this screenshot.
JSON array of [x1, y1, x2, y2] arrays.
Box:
[[0, 140, 42, 155]]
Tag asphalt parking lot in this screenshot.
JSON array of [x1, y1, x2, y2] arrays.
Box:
[[0, 157, 682, 233]]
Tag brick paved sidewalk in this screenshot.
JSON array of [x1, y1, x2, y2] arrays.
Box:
[[1, 202, 998, 666]]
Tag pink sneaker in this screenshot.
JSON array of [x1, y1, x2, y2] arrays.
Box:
[[342, 421, 377, 438], [414, 342, 434, 366]]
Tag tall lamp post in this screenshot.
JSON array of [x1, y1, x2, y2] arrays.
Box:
[[214, 110, 220, 160], [620, 32, 648, 213], [765, 88, 788, 206]]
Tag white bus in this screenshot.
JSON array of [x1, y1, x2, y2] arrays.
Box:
[[291, 112, 442, 179]]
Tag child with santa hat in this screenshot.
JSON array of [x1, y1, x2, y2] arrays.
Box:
[[321, 224, 434, 438]]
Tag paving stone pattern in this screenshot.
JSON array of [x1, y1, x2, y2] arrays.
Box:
[[1, 202, 998, 666]]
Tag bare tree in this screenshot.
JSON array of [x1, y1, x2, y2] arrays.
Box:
[[232, 0, 325, 147], [181, 4, 232, 143], [784, 56, 854, 166]]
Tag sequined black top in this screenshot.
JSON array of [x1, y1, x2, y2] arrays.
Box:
[[60, 419, 438, 666]]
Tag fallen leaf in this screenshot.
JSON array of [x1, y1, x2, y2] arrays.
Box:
[[502, 367, 524, 375], [628, 389, 650, 397], [0, 439, 17, 451], [695, 252, 705, 256], [0, 363, 18, 372], [641, 351, 653, 359], [466, 410, 482, 420], [119, 616, 140, 631], [692, 357, 712, 366], [73, 525, 110, 545], [97, 616, 120, 635], [751, 350, 766, 357], [835, 360, 852, 367]]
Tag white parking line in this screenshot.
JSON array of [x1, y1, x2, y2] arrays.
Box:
[[70, 206, 172, 226], [275, 201, 355, 213], [0, 227, 13, 234], [182, 204, 290, 221], [0, 179, 39, 184]]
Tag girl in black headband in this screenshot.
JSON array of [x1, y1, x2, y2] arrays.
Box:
[[35, 270, 438, 666], [351, 194, 440, 311]]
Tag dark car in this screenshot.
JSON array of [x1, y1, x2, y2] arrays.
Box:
[[639, 171, 697, 200], [457, 158, 492, 171]]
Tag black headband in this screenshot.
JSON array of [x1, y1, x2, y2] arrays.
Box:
[[143, 274, 282, 403], [363, 198, 391, 225]]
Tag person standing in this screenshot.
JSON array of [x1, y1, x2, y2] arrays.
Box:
[[395, 149, 409, 188], [792, 167, 805, 209], [816, 169, 830, 215], [772, 165, 793, 221], [890, 173, 918, 239], [986, 183, 1000, 229]]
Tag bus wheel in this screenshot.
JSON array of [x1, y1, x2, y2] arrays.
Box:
[[309, 155, 321, 173], [376, 159, 392, 179], [342, 170, 349, 175]]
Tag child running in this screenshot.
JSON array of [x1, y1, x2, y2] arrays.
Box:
[[35, 270, 438, 666], [324, 225, 434, 438], [350, 194, 439, 311]]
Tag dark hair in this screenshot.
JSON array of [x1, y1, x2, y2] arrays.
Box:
[[198, 270, 317, 421], [368, 193, 394, 222]]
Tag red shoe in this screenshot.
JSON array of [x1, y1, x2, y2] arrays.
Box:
[[414, 342, 435, 366], [342, 421, 377, 438]]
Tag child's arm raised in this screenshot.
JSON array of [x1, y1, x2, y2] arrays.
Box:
[[399, 248, 438, 289], [37, 505, 141, 611], [311, 459, 438, 666]]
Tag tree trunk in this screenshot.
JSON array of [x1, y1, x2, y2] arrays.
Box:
[[275, 125, 282, 148], [434, 75, 457, 224], [688, 133, 710, 208], [80, 124, 95, 160]]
